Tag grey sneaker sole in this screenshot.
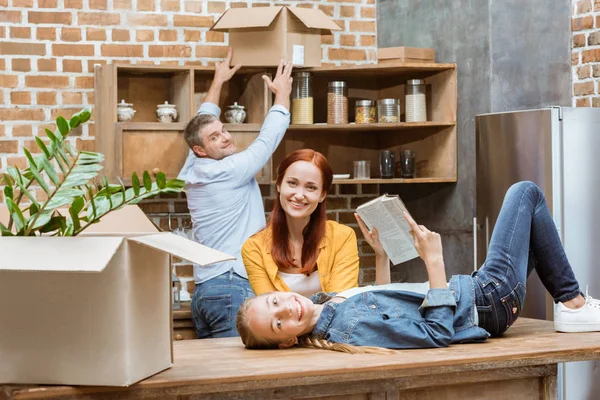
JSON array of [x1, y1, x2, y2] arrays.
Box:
[[554, 322, 600, 333]]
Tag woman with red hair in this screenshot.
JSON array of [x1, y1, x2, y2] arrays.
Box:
[[242, 149, 359, 297]]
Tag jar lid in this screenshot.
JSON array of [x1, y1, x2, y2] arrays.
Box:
[[227, 101, 245, 109], [157, 101, 176, 108], [406, 79, 425, 85], [378, 98, 400, 105], [293, 71, 312, 77], [328, 81, 346, 88], [118, 99, 133, 107], [356, 100, 375, 106]]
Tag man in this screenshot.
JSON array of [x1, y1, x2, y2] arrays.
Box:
[[178, 48, 293, 338]]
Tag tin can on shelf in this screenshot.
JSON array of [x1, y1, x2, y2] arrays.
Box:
[[355, 100, 376, 124], [291, 71, 313, 125], [405, 79, 427, 122], [377, 98, 400, 123], [327, 81, 348, 124]]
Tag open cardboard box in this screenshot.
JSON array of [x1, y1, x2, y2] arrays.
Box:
[[211, 6, 341, 67], [0, 205, 234, 387]]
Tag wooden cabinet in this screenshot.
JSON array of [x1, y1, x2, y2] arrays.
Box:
[[172, 302, 196, 341], [94, 62, 456, 185]]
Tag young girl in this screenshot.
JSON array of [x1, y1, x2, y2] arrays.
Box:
[[236, 181, 600, 352], [242, 149, 360, 298]]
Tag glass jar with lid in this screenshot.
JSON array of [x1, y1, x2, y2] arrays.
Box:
[[291, 71, 313, 125], [405, 79, 427, 122], [377, 98, 401, 123], [355, 100, 376, 124], [327, 81, 348, 124]]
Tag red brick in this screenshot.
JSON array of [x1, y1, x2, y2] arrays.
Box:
[[0, 59, 4, 70], [61, 28, 82, 42], [578, 0, 592, 14], [0, 74, 18, 87], [10, 27, 31, 39], [577, 65, 591, 79], [90, 0, 107, 9], [328, 48, 367, 61], [574, 81, 594, 96], [62, 92, 83, 104], [149, 45, 192, 57], [78, 12, 120, 25], [37, 91, 57, 105], [340, 34, 356, 46], [173, 15, 213, 27], [573, 16, 593, 30], [573, 33, 586, 48], [37, 58, 57, 72], [161, 0, 180, 11], [582, 48, 600, 63], [112, 28, 130, 41], [38, 0, 58, 7], [593, 97, 600, 107], [37, 27, 56, 41], [184, 30, 201, 42], [321, 34, 334, 45], [0, 11, 21, 23], [100, 44, 143, 57], [50, 107, 80, 120], [159, 29, 178, 41], [75, 76, 94, 88], [0, 125, 4, 137], [184, 1, 202, 13], [360, 6, 375, 19], [12, 0, 33, 7], [137, 0, 155, 11], [340, 5, 355, 18], [52, 44, 95, 56], [207, 1, 225, 12], [0, 42, 45, 56], [573, 52, 580, 66], [12, 125, 32, 137], [0, 26, 4, 38], [595, 0, 600, 11], [75, 138, 96, 152], [87, 92, 94, 104], [87, 59, 107, 72], [6, 156, 28, 169], [0, 140, 19, 153], [64, 0, 82, 7], [13, 59, 31, 72], [0, 0, 6, 6], [349, 21, 375, 32], [63, 59, 82, 72], [10, 91, 32, 105], [205, 30, 224, 42], [86, 28, 106, 41], [195, 45, 228, 58], [360, 34, 376, 47], [114, 0, 132, 9], [29, 11, 72, 24], [25, 75, 70, 89], [136, 29, 154, 41], [588, 31, 600, 45], [577, 97, 591, 107], [127, 13, 167, 26]]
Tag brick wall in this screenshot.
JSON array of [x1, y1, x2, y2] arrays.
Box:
[[0, 0, 378, 298], [572, 0, 600, 105]]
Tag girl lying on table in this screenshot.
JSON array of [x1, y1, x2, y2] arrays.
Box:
[[236, 181, 600, 353]]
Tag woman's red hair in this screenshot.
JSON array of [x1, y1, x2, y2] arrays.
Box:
[[269, 149, 333, 275]]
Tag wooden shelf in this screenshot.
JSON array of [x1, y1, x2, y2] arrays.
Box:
[[288, 121, 455, 132], [331, 178, 456, 185], [118, 122, 187, 131]]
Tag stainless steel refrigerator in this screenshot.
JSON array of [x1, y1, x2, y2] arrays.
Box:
[[476, 107, 600, 400]]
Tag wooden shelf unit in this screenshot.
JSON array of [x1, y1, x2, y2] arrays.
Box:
[[94, 62, 457, 184]]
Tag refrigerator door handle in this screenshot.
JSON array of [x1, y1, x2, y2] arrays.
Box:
[[473, 217, 477, 271]]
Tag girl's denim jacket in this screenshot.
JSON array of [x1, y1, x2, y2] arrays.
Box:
[[309, 275, 490, 349]]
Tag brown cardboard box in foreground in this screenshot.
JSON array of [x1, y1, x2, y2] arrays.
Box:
[[377, 46, 436, 64], [0, 205, 234, 387], [211, 6, 341, 67]]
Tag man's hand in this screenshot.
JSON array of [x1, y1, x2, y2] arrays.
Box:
[[263, 60, 293, 110], [214, 47, 242, 85]]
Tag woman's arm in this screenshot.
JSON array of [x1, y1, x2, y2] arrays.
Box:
[[326, 227, 360, 292], [355, 213, 390, 285], [242, 237, 277, 295]]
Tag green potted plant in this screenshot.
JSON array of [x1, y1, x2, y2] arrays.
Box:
[[0, 108, 184, 236]]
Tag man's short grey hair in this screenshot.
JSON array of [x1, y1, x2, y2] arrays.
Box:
[[184, 113, 218, 150]]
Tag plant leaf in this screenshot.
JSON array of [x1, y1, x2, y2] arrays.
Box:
[[69, 115, 81, 129], [39, 157, 60, 186], [5, 198, 25, 233], [39, 215, 66, 234], [166, 179, 185, 189], [23, 149, 50, 194], [155, 172, 166, 189], [143, 171, 152, 192], [3, 185, 13, 201], [56, 116, 69, 137], [69, 198, 83, 231], [35, 137, 51, 159], [132, 172, 141, 196]]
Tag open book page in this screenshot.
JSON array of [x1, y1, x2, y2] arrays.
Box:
[[356, 195, 419, 265]]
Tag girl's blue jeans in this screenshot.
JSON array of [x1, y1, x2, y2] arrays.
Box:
[[473, 181, 581, 336]]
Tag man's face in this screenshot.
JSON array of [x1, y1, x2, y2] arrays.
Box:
[[193, 120, 237, 160]]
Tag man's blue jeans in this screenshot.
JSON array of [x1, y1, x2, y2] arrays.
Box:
[[191, 270, 255, 338], [473, 181, 581, 336]]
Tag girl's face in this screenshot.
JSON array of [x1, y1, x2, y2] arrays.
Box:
[[277, 161, 326, 221], [246, 291, 318, 348]]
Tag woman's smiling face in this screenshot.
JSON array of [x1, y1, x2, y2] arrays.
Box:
[[277, 161, 326, 221], [245, 291, 318, 347]]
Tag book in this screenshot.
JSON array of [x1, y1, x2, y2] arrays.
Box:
[[356, 194, 419, 265]]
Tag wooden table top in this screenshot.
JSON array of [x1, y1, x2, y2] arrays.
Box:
[[5, 318, 600, 399]]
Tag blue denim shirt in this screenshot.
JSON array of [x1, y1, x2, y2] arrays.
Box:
[[310, 275, 490, 349]]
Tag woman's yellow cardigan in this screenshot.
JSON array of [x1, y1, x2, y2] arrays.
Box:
[[242, 220, 360, 295]]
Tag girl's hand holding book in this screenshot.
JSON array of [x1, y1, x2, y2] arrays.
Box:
[[354, 213, 385, 256]]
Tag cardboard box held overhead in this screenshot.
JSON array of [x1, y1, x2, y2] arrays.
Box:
[[211, 6, 341, 67], [0, 205, 234, 387]]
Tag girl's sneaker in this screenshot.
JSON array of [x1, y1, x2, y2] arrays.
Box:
[[554, 287, 600, 333]]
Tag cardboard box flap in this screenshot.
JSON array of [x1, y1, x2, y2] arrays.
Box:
[[82, 205, 159, 234], [287, 7, 342, 31], [0, 236, 124, 272], [212, 6, 284, 31], [128, 233, 236, 266]]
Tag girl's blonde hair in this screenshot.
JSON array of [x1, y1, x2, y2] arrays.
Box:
[[236, 296, 394, 355]]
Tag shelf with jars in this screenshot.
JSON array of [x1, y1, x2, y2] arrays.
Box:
[[95, 61, 456, 185]]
